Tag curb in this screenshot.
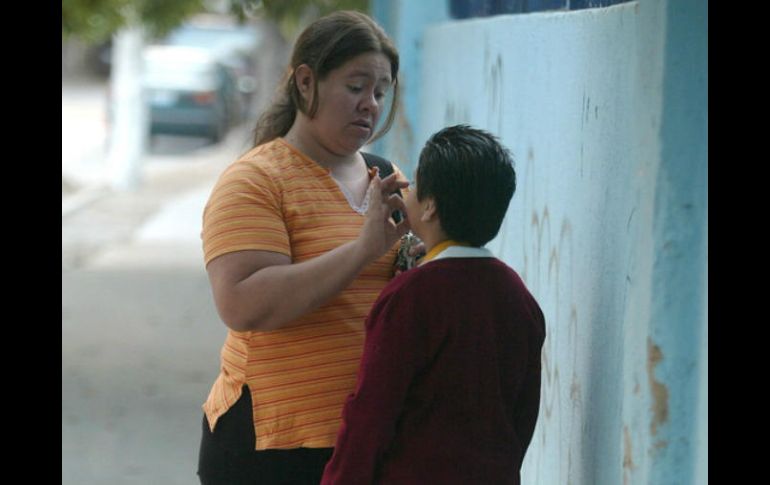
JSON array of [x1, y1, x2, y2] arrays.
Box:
[[61, 186, 110, 218]]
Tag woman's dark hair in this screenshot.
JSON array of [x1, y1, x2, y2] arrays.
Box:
[[253, 10, 400, 147], [416, 125, 517, 247]]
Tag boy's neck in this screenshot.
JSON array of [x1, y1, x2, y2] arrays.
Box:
[[421, 238, 474, 265], [419, 228, 449, 255]]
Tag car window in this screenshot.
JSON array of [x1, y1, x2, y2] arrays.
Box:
[[143, 47, 219, 90]]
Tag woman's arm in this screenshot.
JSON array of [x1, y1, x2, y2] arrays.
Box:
[[207, 172, 409, 332]]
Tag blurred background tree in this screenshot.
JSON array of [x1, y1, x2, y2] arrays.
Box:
[[229, 0, 369, 39], [63, 0, 369, 44], [62, 0, 368, 191], [62, 0, 207, 44]]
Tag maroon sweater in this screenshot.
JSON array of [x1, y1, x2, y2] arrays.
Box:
[[321, 257, 546, 484]]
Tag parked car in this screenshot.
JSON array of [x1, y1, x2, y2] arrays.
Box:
[[143, 45, 238, 142], [159, 19, 261, 121]]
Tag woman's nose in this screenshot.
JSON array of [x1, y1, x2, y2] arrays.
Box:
[[360, 91, 378, 113]]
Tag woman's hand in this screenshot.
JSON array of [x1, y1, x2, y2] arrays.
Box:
[[357, 169, 410, 261]]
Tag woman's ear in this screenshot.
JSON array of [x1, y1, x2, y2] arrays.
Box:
[[294, 64, 315, 104]]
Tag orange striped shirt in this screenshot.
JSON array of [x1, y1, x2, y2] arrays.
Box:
[[201, 137, 405, 450]]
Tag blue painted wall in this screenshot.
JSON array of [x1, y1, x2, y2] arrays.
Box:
[[647, 0, 708, 482], [372, 0, 707, 483], [370, 0, 450, 173]]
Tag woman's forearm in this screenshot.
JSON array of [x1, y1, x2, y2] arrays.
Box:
[[214, 173, 408, 332], [223, 239, 375, 332]]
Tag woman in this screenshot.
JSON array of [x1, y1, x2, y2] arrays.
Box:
[[197, 10, 409, 484]]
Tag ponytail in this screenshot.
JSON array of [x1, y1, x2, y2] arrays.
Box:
[[252, 73, 298, 147]]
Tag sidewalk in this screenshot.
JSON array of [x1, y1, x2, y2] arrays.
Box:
[[62, 126, 252, 485], [62, 121, 251, 266]]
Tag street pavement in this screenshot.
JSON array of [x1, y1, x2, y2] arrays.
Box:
[[62, 121, 254, 484]]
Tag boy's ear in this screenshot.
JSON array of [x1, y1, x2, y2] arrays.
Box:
[[420, 197, 438, 223]]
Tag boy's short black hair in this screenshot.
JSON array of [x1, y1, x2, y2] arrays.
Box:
[[416, 124, 516, 247]]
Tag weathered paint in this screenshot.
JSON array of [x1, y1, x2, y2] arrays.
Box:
[[647, 0, 707, 482], [372, 0, 707, 483]]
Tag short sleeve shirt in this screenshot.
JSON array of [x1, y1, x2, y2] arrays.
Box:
[[201, 138, 405, 449]]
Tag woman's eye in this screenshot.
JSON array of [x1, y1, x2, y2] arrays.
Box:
[[348, 85, 363, 93], [375, 92, 385, 100]]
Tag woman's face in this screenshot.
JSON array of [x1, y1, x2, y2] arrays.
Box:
[[307, 52, 393, 155]]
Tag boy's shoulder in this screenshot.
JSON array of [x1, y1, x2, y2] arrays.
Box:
[[384, 257, 517, 296], [378, 261, 444, 302]]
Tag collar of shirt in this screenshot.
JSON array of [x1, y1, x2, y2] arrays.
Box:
[[419, 240, 495, 266]]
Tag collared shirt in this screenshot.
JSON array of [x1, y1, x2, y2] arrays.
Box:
[[420, 239, 494, 265], [322, 255, 546, 484]]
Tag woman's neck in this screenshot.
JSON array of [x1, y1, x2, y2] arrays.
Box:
[[284, 121, 359, 173]]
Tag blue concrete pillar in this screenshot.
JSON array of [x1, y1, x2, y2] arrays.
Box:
[[647, 0, 708, 483], [371, 0, 450, 175]]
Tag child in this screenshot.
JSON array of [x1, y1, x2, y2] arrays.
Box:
[[321, 125, 546, 485]]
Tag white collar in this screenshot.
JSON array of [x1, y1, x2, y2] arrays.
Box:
[[428, 245, 495, 262]]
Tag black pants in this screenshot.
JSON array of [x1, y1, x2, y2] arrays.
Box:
[[198, 386, 334, 485]]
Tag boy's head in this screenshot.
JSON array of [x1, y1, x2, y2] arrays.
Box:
[[407, 124, 516, 247]]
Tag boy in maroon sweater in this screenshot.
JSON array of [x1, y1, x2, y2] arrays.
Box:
[[321, 125, 546, 484]]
